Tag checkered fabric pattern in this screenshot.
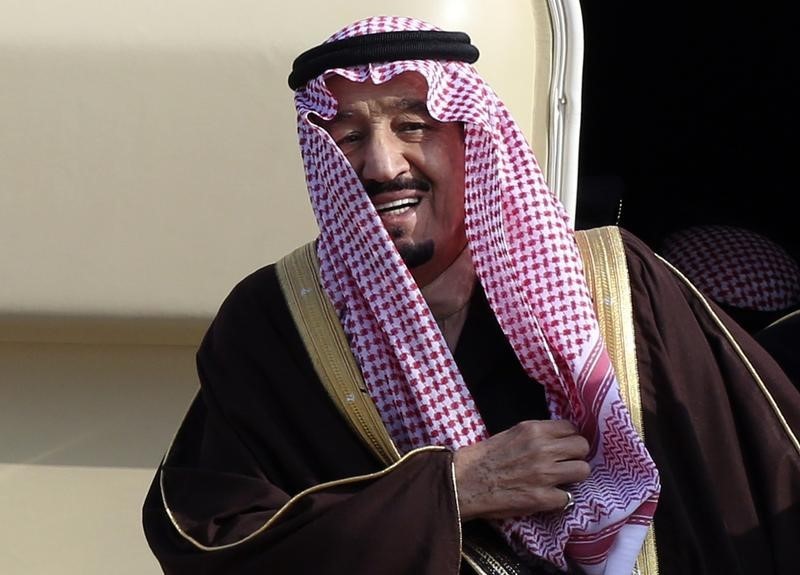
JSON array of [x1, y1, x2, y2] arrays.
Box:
[[661, 225, 800, 311], [292, 16, 659, 573]]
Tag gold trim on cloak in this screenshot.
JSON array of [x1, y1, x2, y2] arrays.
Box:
[[276, 241, 401, 466], [160, 442, 446, 551], [576, 226, 659, 575]]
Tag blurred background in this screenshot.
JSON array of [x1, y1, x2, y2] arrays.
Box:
[[1, 1, 795, 573]]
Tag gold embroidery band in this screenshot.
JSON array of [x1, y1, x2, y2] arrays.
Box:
[[575, 226, 659, 575], [276, 242, 401, 466]]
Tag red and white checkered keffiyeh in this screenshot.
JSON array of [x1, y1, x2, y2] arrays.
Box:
[[661, 225, 800, 312], [293, 16, 659, 573]]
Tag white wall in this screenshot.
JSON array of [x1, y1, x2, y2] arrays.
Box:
[[0, 341, 197, 574]]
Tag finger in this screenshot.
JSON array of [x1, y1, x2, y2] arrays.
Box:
[[533, 419, 580, 438], [554, 434, 591, 460], [533, 487, 577, 514], [553, 460, 592, 484]]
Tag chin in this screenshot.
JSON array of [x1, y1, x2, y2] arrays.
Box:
[[396, 240, 435, 269]]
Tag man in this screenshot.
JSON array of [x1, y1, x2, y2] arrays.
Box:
[[143, 16, 800, 575]]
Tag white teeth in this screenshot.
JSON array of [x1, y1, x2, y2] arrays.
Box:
[[375, 198, 421, 213]]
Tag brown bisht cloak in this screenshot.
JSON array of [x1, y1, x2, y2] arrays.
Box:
[[143, 230, 800, 574]]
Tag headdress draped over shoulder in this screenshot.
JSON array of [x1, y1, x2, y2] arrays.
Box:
[[291, 16, 659, 573]]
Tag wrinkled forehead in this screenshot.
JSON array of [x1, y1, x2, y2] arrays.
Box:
[[322, 72, 430, 115]]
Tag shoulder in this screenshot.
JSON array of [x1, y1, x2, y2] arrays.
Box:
[[615, 227, 684, 296], [215, 242, 319, 327], [196, 257, 323, 408], [579, 226, 716, 329], [213, 264, 283, 332], [576, 226, 676, 294], [612, 226, 769, 349], [201, 260, 305, 363], [575, 225, 657, 262], [616, 227, 665, 271]]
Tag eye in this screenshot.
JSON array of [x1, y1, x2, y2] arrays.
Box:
[[399, 122, 429, 132], [335, 131, 362, 146]]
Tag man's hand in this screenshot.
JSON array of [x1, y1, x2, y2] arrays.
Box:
[[453, 420, 590, 521]]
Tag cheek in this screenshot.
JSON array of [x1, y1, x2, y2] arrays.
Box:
[[441, 190, 467, 234]]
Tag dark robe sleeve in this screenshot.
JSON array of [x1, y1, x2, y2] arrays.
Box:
[[142, 265, 462, 574], [621, 229, 800, 575]]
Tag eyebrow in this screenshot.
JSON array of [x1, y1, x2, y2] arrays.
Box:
[[396, 99, 429, 114]]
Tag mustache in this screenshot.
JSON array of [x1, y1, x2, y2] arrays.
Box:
[[364, 177, 431, 198]]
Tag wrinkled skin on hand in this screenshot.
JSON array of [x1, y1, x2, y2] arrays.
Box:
[[453, 419, 591, 521]]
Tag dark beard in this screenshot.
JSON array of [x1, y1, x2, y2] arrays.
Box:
[[368, 177, 434, 269], [395, 239, 435, 269]]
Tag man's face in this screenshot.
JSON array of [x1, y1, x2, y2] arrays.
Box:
[[320, 72, 467, 287]]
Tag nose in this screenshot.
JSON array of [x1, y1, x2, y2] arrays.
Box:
[[360, 130, 411, 183]]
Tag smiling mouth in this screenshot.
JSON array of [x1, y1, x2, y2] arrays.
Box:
[[374, 198, 421, 215]]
